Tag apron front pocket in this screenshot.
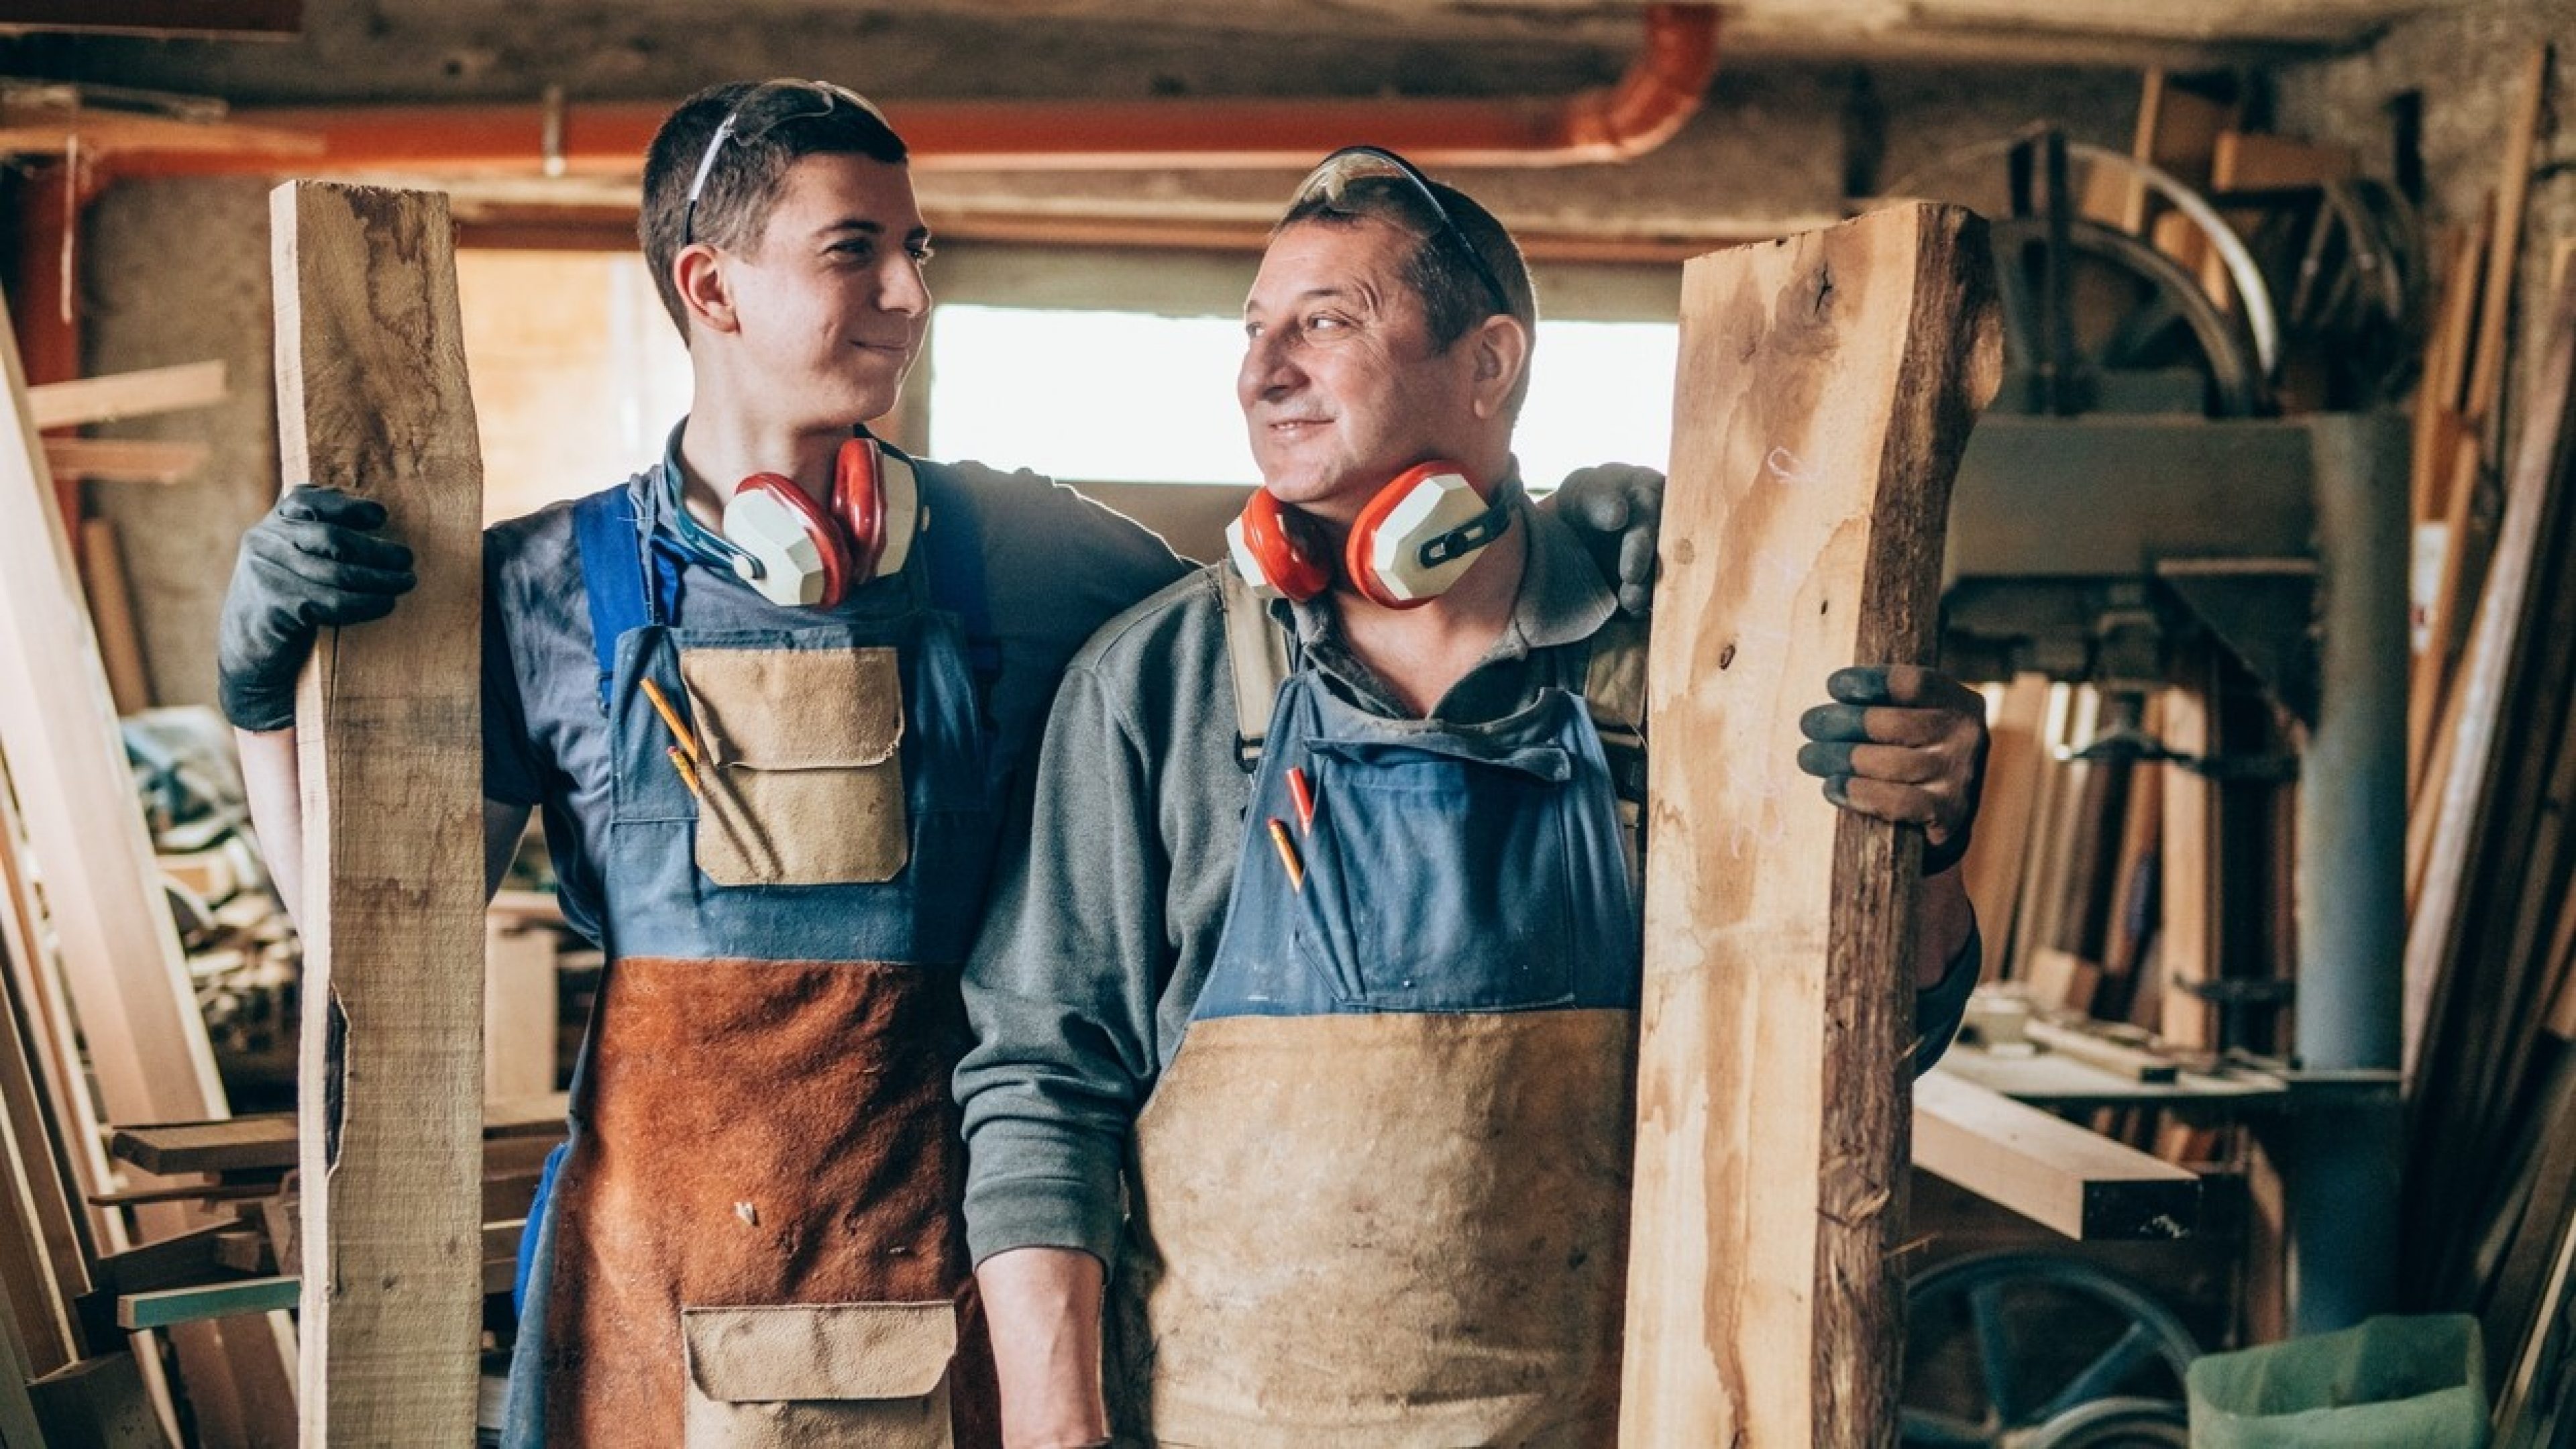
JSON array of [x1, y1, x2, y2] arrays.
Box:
[[681, 1300, 956, 1448], [1300, 735, 1582, 1012], [679, 647, 909, 888]]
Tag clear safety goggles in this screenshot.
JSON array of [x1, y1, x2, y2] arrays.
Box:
[[682, 78, 896, 247], [1287, 146, 1515, 320]]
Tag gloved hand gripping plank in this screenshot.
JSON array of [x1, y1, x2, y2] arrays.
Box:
[[1618, 205, 2001, 1448], [272, 179, 486, 1444]]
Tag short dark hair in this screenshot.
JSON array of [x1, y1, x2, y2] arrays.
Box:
[[639, 80, 910, 339], [1277, 173, 1538, 411]]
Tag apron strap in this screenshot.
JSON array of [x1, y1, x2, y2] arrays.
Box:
[[574, 487, 647, 716], [574, 482, 696, 714], [1219, 564, 1294, 773]]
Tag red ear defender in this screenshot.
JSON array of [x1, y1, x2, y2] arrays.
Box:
[[724, 472, 855, 608], [835, 436, 890, 582], [1226, 488, 1334, 602], [1344, 462, 1505, 609]]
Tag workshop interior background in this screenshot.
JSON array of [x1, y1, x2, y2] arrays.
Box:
[[0, 0, 2573, 1444]]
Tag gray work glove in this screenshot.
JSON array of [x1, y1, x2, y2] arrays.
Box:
[[1796, 665, 1989, 876], [217, 486, 417, 732], [1549, 462, 1662, 618]]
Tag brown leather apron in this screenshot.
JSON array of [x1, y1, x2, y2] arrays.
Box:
[[509, 478, 1003, 1448], [540, 959, 998, 1447]]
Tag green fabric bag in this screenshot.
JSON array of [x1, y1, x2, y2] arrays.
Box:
[[2188, 1313, 2487, 1448]]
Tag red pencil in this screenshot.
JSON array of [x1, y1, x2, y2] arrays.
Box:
[[1286, 767, 1316, 835]]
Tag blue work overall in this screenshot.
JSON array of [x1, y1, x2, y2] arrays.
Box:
[[1115, 657, 1644, 1448], [504, 468, 1000, 1448]]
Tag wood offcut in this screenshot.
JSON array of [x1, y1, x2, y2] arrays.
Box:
[[273, 178, 487, 1444], [1618, 204, 2002, 1448]]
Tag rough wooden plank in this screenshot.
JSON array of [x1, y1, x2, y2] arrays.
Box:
[[25, 360, 225, 429], [2159, 665, 2218, 1049], [0, 0, 300, 38], [1958, 676, 2045, 959], [2406, 275, 2576, 1079], [1912, 1073, 2196, 1240], [78, 519, 150, 715], [2464, 48, 2549, 429], [0, 274, 297, 1448], [110, 1119, 297, 1177], [1619, 204, 2000, 1448], [26, 1352, 163, 1448], [40, 437, 207, 485], [119, 1277, 301, 1332], [272, 178, 486, 1442]]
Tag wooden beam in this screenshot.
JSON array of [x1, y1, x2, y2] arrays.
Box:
[[41, 437, 207, 485], [1912, 1073, 2197, 1240], [113, 1099, 571, 1178], [78, 519, 151, 714], [273, 179, 485, 1443], [1619, 204, 2002, 1447], [27, 360, 225, 430], [119, 1277, 300, 1332], [0, 276, 298, 1444], [0, 1, 300, 38]]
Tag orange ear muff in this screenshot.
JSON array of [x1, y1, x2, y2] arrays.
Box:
[[1226, 488, 1332, 602], [834, 436, 890, 582], [727, 472, 853, 608], [1344, 462, 1492, 610]]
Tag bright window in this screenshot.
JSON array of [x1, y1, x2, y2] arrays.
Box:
[[928, 303, 1676, 491]]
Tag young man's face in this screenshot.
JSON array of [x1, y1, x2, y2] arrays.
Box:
[[718, 152, 932, 428], [1238, 218, 1487, 525]]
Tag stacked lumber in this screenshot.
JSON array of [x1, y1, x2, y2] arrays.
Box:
[[2400, 261, 2576, 1438], [1962, 663, 2294, 1056], [2406, 47, 2548, 919]]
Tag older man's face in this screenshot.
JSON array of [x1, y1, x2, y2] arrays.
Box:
[[1238, 218, 1487, 523]]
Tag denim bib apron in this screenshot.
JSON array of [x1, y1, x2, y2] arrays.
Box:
[[1116, 652, 1644, 1448], [504, 468, 1000, 1449]]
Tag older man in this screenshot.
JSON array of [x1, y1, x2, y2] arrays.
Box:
[[955, 148, 1986, 1448]]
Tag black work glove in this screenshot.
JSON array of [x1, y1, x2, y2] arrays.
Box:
[[1796, 665, 1988, 875], [1548, 462, 1662, 618], [217, 486, 417, 732]]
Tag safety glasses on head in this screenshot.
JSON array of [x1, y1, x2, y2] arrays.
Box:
[[681, 78, 896, 248], [1287, 146, 1516, 323]]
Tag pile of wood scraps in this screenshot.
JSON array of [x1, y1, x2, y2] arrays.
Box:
[[97, 1100, 564, 1334]]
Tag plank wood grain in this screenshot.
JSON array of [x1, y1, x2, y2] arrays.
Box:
[[273, 179, 485, 1442], [1618, 204, 2001, 1448]]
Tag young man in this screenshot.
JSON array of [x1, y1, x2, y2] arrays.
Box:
[[954, 150, 1987, 1448], [216, 92, 1663, 1448]]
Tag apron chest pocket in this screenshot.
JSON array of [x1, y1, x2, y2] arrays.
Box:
[[678, 647, 909, 888], [681, 1301, 957, 1448]]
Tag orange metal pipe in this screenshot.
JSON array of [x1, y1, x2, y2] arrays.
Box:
[[117, 4, 1717, 178]]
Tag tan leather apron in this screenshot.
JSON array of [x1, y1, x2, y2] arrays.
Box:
[[1114, 665, 1643, 1447]]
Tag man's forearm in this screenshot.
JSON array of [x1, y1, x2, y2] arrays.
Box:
[[236, 726, 305, 920], [977, 1246, 1110, 1449]]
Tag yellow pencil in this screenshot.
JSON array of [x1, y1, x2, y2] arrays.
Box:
[[667, 746, 704, 799], [638, 677, 698, 761], [1267, 818, 1305, 892]]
